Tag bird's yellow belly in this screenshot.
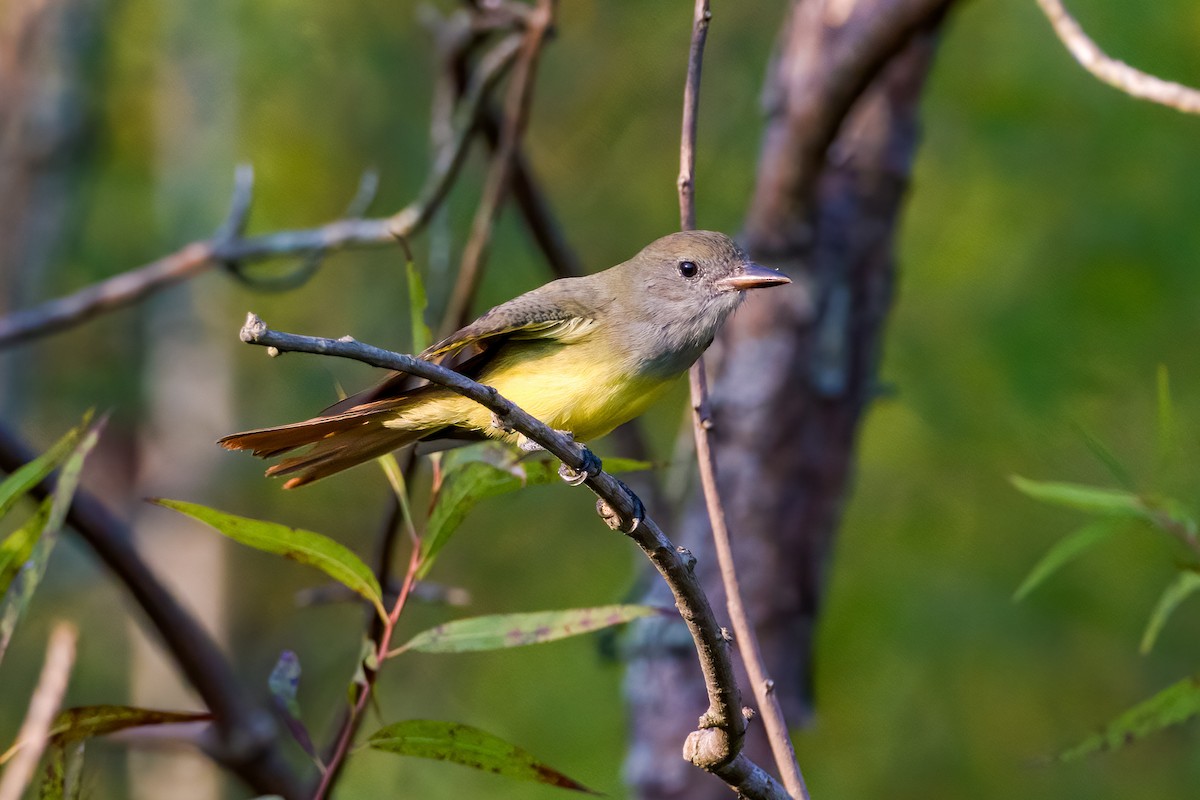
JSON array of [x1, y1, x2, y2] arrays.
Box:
[[460, 340, 677, 442]]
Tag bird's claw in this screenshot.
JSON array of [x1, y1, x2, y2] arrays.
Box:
[[558, 464, 589, 486]]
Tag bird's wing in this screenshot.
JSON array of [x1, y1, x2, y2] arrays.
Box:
[[319, 278, 606, 416]]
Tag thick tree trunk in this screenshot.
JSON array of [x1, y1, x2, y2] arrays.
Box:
[[626, 2, 953, 797]]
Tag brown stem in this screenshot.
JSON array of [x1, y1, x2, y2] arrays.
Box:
[[0, 29, 523, 349]]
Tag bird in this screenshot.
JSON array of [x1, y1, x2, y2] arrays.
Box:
[[219, 230, 790, 488]]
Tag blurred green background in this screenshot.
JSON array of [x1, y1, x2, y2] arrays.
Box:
[[3, 0, 1199, 798]]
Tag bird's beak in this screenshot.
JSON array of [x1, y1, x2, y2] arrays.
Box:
[[717, 262, 791, 292]]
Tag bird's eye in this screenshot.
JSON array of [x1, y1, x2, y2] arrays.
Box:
[[678, 260, 698, 278]]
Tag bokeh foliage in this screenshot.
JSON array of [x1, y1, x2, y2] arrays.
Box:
[[3, 0, 1199, 798]]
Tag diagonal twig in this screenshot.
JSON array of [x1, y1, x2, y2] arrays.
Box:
[[236, 313, 789, 800], [0, 30, 524, 349], [439, 0, 556, 335], [1036, 0, 1200, 114], [0, 623, 77, 800]]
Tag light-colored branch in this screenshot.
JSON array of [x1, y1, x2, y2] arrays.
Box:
[[690, 362, 809, 800], [678, 1, 806, 796], [1036, 0, 1200, 114], [236, 314, 788, 799], [0, 623, 76, 800], [0, 30, 523, 349], [677, 0, 710, 232], [440, 0, 555, 336]]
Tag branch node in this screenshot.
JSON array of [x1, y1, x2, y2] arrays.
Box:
[[676, 546, 697, 571], [337, 335, 357, 343], [762, 678, 775, 695], [239, 312, 267, 343], [266, 347, 281, 358], [682, 726, 733, 770]]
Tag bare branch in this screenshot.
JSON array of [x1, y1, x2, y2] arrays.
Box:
[[0, 623, 76, 800], [440, 0, 556, 335], [690, 362, 809, 799], [0, 30, 524, 349], [236, 314, 787, 799], [677, 0, 711, 232], [0, 426, 304, 799], [1036, 0, 1200, 114], [678, 3, 805, 796]]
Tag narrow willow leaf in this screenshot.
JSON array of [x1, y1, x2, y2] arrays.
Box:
[[268, 650, 317, 760], [1059, 674, 1200, 761], [0, 500, 51, 598], [398, 605, 661, 654], [1014, 519, 1124, 601], [37, 742, 65, 800], [0, 424, 100, 666], [268, 650, 303, 718], [1073, 424, 1136, 491], [0, 415, 89, 521], [1140, 570, 1200, 654], [150, 499, 386, 621], [406, 257, 432, 353], [1010, 476, 1145, 517], [367, 719, 596, 794], [419, 456, 653, 578], [1, 706, 211, 765], [420, 461, 525, 578]]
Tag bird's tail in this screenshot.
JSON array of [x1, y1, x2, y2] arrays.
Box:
[[219, 401, 439, 489]]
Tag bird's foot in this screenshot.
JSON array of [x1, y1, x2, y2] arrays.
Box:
[[558, 446, 600, 487], [596, 478, 645, 533]]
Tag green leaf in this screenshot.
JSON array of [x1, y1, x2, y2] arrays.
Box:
[[397, 605, 661, 654], [1073, 424, 1136, 491], [0, 500, 51, 598], [1014, 518, 1124, 601], [150, 499, 386, 621], [2, 705, 211, 766], [420, 455, 653, 578], [406, 257, 432, 353], [1059, 674, 1200, 761], [1010, 476, 1145, 517], [0, 423, 101, 666], [1140, 569, 1200, 654], [367, 719, 596, 794], [420, 461, 527, 578], [0, 415, 90, 521]]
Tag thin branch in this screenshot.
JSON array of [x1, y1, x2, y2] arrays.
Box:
[[1036, 0, 1200, 114], [0, 30, 524, 349], [236, 314, 787, 799], [0, 425, 304, 799], [440, 0, 556, 335], [677, 0, 710, 232], [690, 363, 809, 800], [0, 622, 76, 800], [678, 2, 806, 796]]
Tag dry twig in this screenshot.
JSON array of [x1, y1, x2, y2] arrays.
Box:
[[0, 29, 524, 348], [677, 2, 807, 797], [1036, 0, 1200, 114], [0, 623, 77, 800]]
